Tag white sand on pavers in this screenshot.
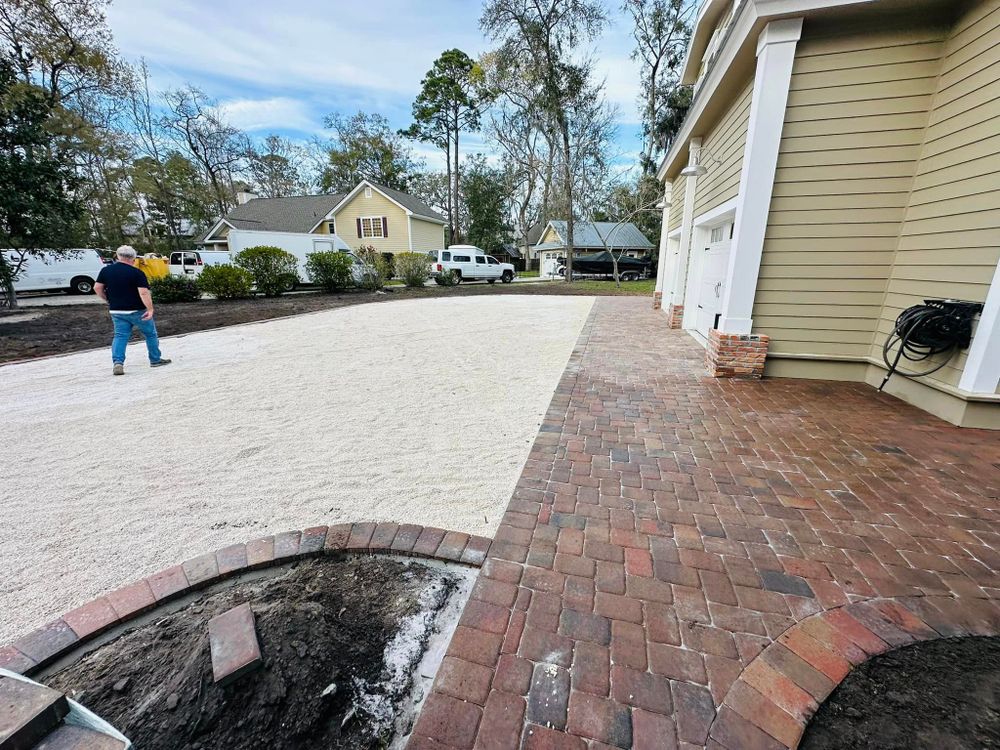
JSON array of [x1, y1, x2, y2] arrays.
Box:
[[0, 295, 594, 643]]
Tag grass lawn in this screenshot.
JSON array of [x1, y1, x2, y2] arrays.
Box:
[[519, 270, 540, 278], [562, 278, 655, 295]]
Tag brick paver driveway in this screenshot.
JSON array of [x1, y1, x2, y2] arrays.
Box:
[[410, 296, 1000, 749]]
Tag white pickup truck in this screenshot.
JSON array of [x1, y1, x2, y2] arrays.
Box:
[[427, 245, 516, 285]]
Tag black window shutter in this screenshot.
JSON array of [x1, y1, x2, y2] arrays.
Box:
[[382, 216, 388, 238], [356, 218, 362, 238]]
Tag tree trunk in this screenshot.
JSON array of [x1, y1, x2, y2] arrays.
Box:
[[453, 107, 461, 244], [1, 277, 16, 310], [560, 118, 574, 283], [0, 254, 17, 309], [444, 138, 454, 245]]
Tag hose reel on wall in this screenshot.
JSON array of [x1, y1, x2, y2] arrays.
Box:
[[879, 299, 984, 391]]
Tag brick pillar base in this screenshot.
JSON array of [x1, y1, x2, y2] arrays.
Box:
[[652, 291, 663, 310], [707, 330, 769, 378], [666, 304, 684, 329]]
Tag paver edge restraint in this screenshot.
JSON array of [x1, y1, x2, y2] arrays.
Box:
[[0, 521, 492, 678]]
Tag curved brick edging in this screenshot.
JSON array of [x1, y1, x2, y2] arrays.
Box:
[[0, 522, 491, 678], [707, 595, 1000, 749]]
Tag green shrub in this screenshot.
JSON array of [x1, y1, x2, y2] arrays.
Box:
[[434, 268, 459, 287], [355, 246, 390, 291], [305, 251, 354, 292], [394, 252, 430, 288], [150, 274, 201, 303], [197, 264, 254, 300], [233, 245, 299, 297], [381, 252, 395, 279]]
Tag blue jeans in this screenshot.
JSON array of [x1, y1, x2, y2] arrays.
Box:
[[111, 312, 162, 364]]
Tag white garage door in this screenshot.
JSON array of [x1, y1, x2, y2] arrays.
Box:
[[695, 222, 732, 337]]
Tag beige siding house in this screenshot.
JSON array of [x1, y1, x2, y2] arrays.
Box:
[[197, 180, 446, 255], [532, 221, 656, 265], [655, 0, 1000, 428]]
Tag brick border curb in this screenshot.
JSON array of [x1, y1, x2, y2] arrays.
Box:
[[0, 522, 491, 677], [707, 595, 1000, 749]]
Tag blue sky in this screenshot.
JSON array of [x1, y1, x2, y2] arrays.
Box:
[[108, 0, 646, 172]]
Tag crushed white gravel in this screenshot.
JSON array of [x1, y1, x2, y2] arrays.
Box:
[[0, 295, 593, 643]]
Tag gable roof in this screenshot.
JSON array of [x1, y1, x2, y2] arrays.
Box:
[[196, 194, 346, 243], [541, 221, 655, 250], [197, 182, 446, 244], [226, 194, 346, 233], [333, 180, 446, 224]]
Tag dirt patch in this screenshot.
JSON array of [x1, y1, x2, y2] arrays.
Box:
[[800, 636, 1000, 750], [0, 282, 644, 364], [46, 556, 466, 750]]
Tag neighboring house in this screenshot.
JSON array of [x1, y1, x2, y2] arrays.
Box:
[[532, 221, 655, 264], [653, 0, 1000, 428], [517, 223, 545, 269], [122, 212, 197, 249], [493, 243, 523, 269], [196, 180, 447, 255]]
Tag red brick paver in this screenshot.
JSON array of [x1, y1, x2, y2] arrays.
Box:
[[410, 297, 1000, 749], [208, 603, 262, 685]]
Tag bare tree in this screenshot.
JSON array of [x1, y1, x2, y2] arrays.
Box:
[[623, 0, 696, 174], [246, 134, 307, 198], [481, 0, 607, 282], [162, 85, 246, 216]]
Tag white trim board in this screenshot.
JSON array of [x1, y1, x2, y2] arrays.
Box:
[[656, 0, 874, 182], [959, 259, 1000, 394], [717, 18, 802, 336]]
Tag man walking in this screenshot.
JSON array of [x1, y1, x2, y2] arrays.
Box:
[[94, 245, 171, 375]]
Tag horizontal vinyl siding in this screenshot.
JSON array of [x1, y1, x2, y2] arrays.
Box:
[[668, 176, 686, 232], [335, 189, 411, 254], [753, 22, 947, 357], [693, 79, 752, 218], [409, 217, 446, 252], [872, 1, 1000, 390]]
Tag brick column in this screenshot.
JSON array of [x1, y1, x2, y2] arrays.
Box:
[[652, 291, 663, 310], [707, 330, 769, 378]]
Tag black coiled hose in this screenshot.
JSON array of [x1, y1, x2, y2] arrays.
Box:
[[879, 301, 981, 391]]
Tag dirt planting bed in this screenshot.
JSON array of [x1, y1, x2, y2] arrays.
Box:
[[0, 281, 647, 364], [45, 556, 468, 750], [800, 636, 1000, 750]]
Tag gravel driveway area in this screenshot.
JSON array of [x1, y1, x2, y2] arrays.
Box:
[[0, 295, 593, 643]]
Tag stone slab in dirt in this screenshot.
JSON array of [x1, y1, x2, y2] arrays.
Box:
[[800, 636, 1000, 750], [45, 556, 470, 750]]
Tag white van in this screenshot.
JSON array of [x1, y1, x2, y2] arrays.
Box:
[[226, 229, 356, 287], [168, 250, 231, 277], [4, 250, 107, 295]]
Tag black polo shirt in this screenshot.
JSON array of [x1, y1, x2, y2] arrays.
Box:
[[97, 262, 149, 312]]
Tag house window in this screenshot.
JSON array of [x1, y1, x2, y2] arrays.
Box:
[[361, 216, 384, 238], [327, 220, 336, 234], [365, 186, 372, 198], [710, 226, 724, 243]]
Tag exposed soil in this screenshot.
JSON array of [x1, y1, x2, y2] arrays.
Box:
[[800, 636, 1000, 750], [46, 556, 462, 750], [0, 281, 647, 364]]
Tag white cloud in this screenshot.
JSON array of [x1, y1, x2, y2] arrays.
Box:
[[594, 55, 644, 125], [108, 0, 486, 99], [217, 96, 317, 133], [107, 0, 648, 169]]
